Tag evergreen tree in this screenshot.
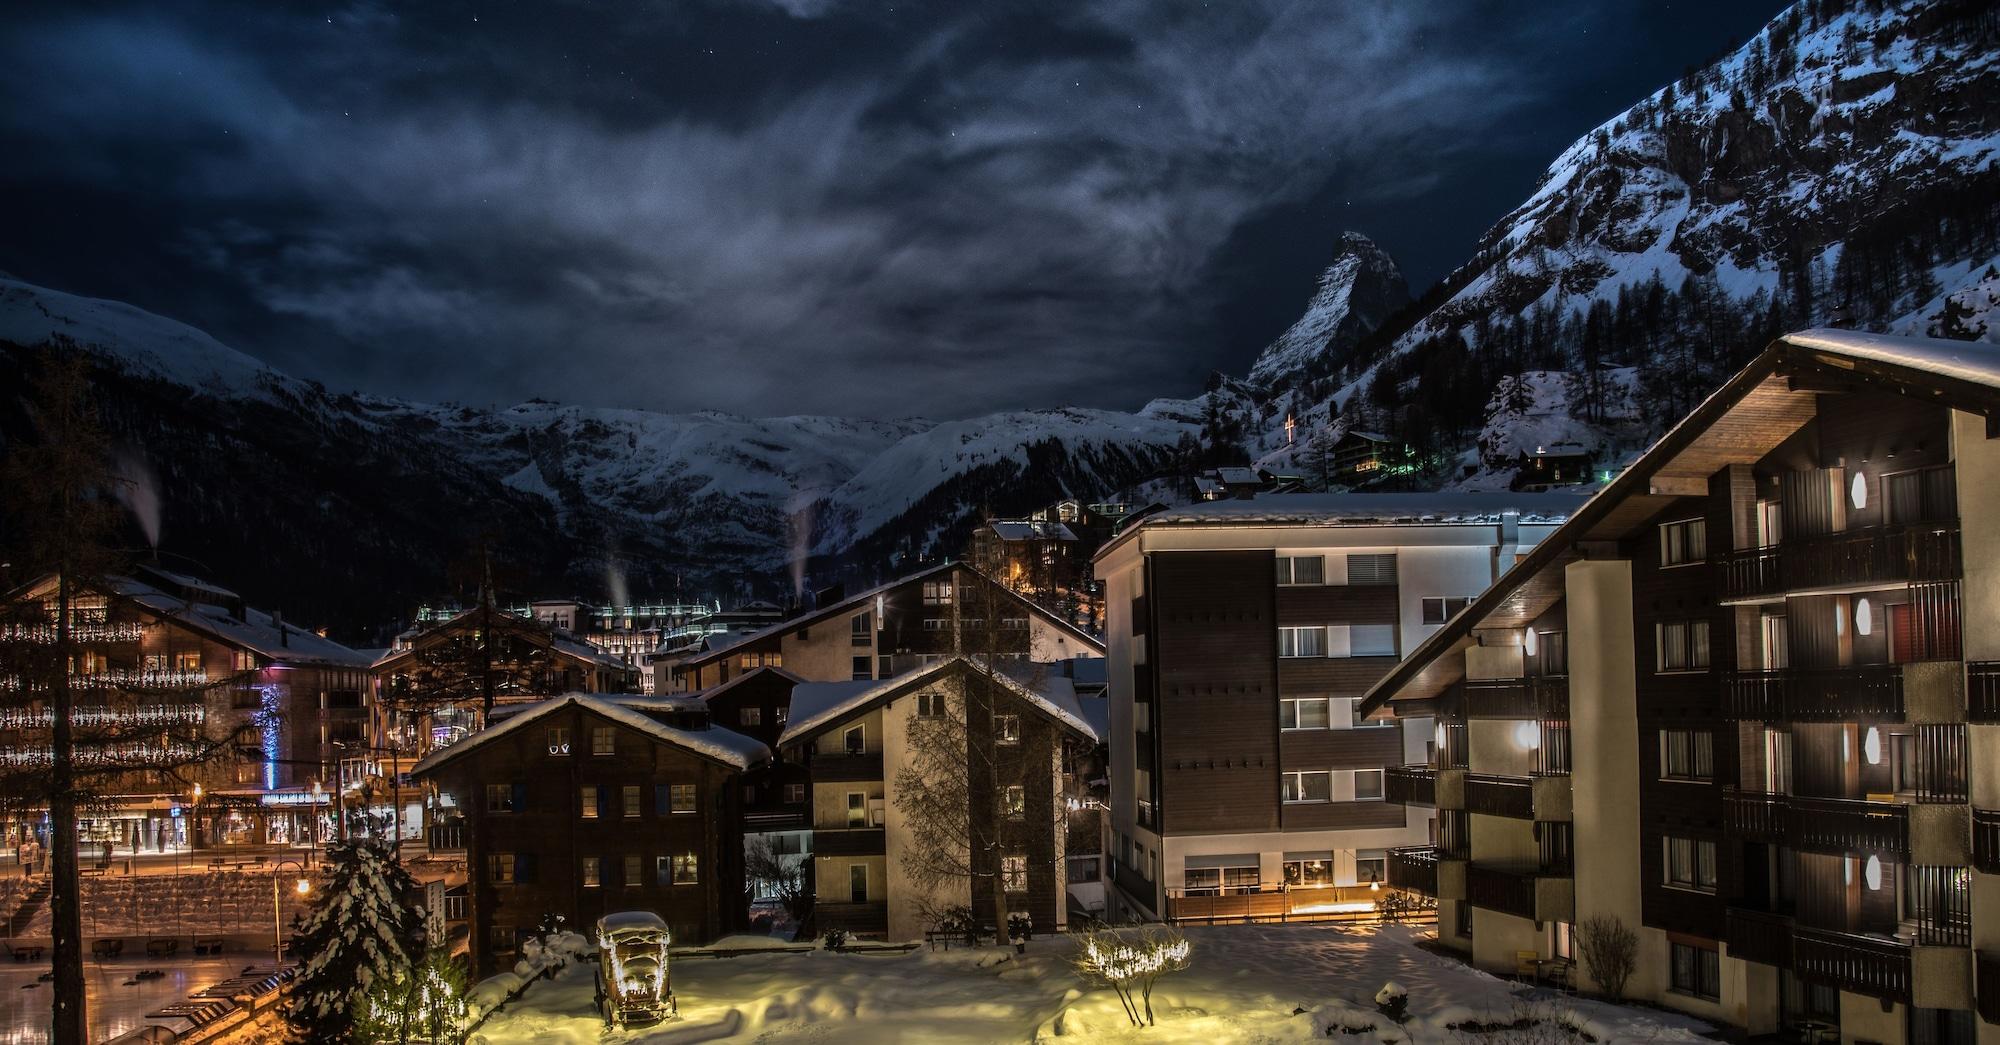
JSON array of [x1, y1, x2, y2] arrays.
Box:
[[355, 947, 471, 1045], [286, 839, 428, 1044]]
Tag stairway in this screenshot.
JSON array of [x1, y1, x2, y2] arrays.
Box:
[[6, 880, 50, 937]]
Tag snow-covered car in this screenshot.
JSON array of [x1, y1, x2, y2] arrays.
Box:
[[595, 911, 677, 1027]]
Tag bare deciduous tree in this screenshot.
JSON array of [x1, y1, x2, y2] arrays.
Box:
[[1575, 914, 1639, 999]]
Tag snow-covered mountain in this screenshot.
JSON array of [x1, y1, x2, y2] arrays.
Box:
[[0, 276, 1191, 633], [1246, 233, 1409, 393], [1248, 0, 2000, 488]]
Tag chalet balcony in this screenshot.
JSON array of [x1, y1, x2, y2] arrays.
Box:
[[815, 901, 888, 936], [1459, 677, 1569, 719], [1722, 790, 1909, 859], [1794, 926, 1912, 1005], [426, 825, 465, 852], [1387, 846, 1437, 897], [1385, 765, 1435, 807], [1164, 884, 1395, 926], [1969, 662, 2000, 722], [1438, 722, 1470, 770], [1719, 522, 1961, 602], [1465, 774, 1534, 820], [1972, 809, 2000, 874], [1724, 906, 1795, 969], [1464, 863, 1571, 923], [813, 826, 886, 857], [810, 752, 884, 782], [1721, 665, 1904, 722], [1978, 951, 2000, 1026]]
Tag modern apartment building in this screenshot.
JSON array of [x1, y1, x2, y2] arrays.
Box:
[[1361, 329, 2000, 1043], [1092, 492, 1587, 925], [775, 656, 1099, 941]]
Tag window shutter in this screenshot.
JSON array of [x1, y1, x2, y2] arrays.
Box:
[[510, 783, 526, 812], [516, 852, 537, 883], [656, 784, 669, 816], [596, 785, 610, 818]]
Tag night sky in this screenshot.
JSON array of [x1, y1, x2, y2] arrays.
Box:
[[1, 1, 1782, 420]]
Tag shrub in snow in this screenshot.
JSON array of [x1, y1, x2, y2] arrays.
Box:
[[1575, 915, 1638, 999], [1375, 981, 1409, 1023], [355, 947, 470, 1045], [821, 927, 849, 951], [284, 839, 427, 1043], [1071, 927, 1192, 1027], [1007, 912, 1034, 943]]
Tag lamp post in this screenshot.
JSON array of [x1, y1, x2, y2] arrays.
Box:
[[272, 858, 312, 971]]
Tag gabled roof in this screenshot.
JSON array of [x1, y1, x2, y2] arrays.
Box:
[[411, 693, 769, 775], [680, 562, 1104, 669], [697, 665, 804, 704], [20, 572, 372, 669], [1356, 329, 2000, 718], [777, 657, 1099, 748], [372, 605, 630, 673]]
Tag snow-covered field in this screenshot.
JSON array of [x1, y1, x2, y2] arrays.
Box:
[[470, 924, 1717, 1044]]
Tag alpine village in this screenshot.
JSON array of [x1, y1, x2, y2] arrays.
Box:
[[5, 1, 2000, 1043]]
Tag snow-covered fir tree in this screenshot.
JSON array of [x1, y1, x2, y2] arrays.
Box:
[[285, 839, 428, 1044]]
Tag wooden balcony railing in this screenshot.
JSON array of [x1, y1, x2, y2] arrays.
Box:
[[1463, 679, 1535, 718], [1438, 811, 1471, 860], [1387, 846, 1438, 897], [1978, 950, 2000, 1026], [813, 827, 886, 857], [1724, 906, 1795, 969], [1465, 774, 1534, 820], [1971, 662, 2000, 723], [1720, 523, 1961, 602], [1794, 927, 1911, 1005], [1386, 765, 1436, 807], [1973, 809, 2000, 875], [1534, 677, 1569, 718], [1721, 665, 1904, 722], [1464, 864, 1537, 921], [426, 825, 465, 852], [1723, 790, 1909, 859], [811, 752, 885, 781], [1791, 796, 1910, 860]]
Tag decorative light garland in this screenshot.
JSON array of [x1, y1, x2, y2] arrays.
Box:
[[598, 927, 671, 1009]]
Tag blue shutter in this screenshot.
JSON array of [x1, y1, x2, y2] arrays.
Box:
[[655, 784, 669, 816], [596, 785, 610, 818], [516, 852, 536, 883], [510, 783, 527, 812]]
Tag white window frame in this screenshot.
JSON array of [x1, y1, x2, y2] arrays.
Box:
[[1663, 836, 1717, 893], [1656, 619, 1712, 673], [1278, 626, 1326, 659], [1276, 555, 1325, 586], [1282, 770, 1332, 804], [1279, 697, 1332, 731], [1660, 729, 1714, 781], [1351, 768, 1386, 802], [1421, 596, 1475, 626], [1660, 518, 1708, 568]]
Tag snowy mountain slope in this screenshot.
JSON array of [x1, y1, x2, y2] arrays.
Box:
[[1245, 233, 1409, 392], [0, 276, 1190, 621], [1895, 257, 2000, 341]]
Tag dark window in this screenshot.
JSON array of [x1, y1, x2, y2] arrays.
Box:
[[1660, 518, 1708, 566], [1346, 553, 1397, 585], [1421, 596, 1474, 625], [851, 657, 872, 681], [1275, 556, 1324, 586], [1664, 836, 1717, 892], [1670, 942, 1719, 1000], [1656, 619, 1711, 672], [1661, 730, 1714, 780]]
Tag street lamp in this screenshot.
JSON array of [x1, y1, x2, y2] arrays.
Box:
[[272, 858, 313, 971]]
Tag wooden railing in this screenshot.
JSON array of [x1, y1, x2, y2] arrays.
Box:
[[1165, 884, 1394, 926], [1722, 789, 1791, 842], [1438, 722, 1470, 770], [1973, 809, 2000, 875], [1970, 662, 2000, 723], [1463, 679, 1535, 718], [811, 752, 885, 781], [1386, 765, 1436, 807], [1978, 950, 2000, 1026], [1387, 846, 1438, 897], [1721, 665, 1904, 722], [1721, 523, 1961, 601], [1464, 864, 1536, 921], [426, 825, 465, 852], [1534, 722, 1571, 777], [1438, 811, 1471, 860], [1791, 796, 1910, 859], [813, 827, 886, 857], [1724, 906, 1794, 968], [1465, 774, 1534, 820], [1794, 926, 1911, 1005]]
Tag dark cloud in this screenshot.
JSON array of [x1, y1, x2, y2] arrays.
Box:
[[0, 0, 1781, 418]]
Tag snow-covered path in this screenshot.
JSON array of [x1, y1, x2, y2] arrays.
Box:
[[470, 924, 1719, 1044]]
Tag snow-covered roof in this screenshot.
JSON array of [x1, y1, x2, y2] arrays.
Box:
[[71, 573, 373, 669], [1214, 466, 1262, 485], [1074, 696, 1109, 744], [1785, 327, 2000, 390], [990, 520, 1078, 542], [598, 911, 670, 938], [1110, 491, 1592, 535], [697, 666, 804, 705], [778, 657, 1099, 748], [411, 693, 768, 775], [372, 605, 630, 673], [1344, 430, 1391, 444]]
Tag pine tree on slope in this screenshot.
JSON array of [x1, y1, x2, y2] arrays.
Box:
[[285, 839, 428, 1043]]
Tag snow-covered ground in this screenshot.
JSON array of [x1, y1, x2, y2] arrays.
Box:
[[470, 924, 1717, 1044]]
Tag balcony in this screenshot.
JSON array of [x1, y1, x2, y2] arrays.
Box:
[[1464, 863, 1571, 923], [1719, 523, 1961, 602], [1165, 884, 1393, 926], [1386, 766, 1435, 807], [1978, 951, 2000, 1026], [1973, 809, 2000, 874], [1465, 774, 1534, 820], [1722, 790, 1909, 859], [1724, 906, 1795, 968], [810, 752, 884, 782], [1970, 662, 2000, 722], [1459, 677, 1569, 719], [1387, 846, 1438, 897], [1794, 926, 1911, 1005], [426, 825, 465, 852], [1721, 665, 1904, 722], [814, 827, 885, 857]]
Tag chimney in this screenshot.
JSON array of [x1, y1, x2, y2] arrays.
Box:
[[273, 610, 288, 648]]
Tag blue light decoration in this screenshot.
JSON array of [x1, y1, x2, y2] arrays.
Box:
[[260, 682, 283, 791]]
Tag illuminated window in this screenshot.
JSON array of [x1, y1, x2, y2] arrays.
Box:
[[623, 854, 642, 888], [580, 787, 599, 819], [581, 857, 601, 888], [1001, 854, 1028, 893], [672, 854, 699, 885], [546, 727, 570, 756], [996, 714, 1021, 744], [1282, 771, 1331, 803], [1004, 785, 1025, 819], [922, 580, 954, 605], [622, 785, 641, 818], [591, 726, 615, 756]]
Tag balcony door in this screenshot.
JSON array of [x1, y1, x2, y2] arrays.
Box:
[[1761, 615, 1789, 671]]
